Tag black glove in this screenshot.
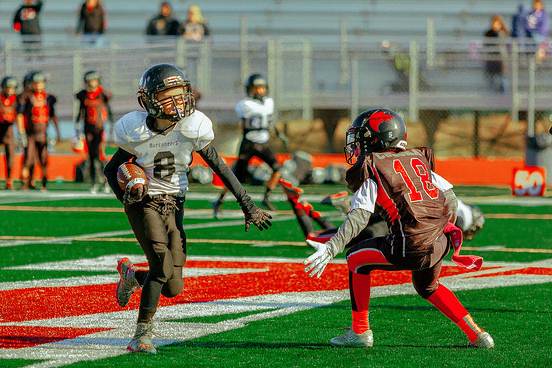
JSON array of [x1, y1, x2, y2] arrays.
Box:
[[243, 205, 272, 232], [123, 184, 148, 206]]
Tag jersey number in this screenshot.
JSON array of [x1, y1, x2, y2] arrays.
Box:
[[393, 158, 439, 202], [154, 151, 175, 182]]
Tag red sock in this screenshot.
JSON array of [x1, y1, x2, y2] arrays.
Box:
[[350, 271, 371, 334], [427, 284, 482, 342]]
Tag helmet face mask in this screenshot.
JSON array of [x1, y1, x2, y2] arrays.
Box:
[[245, 74, 268, 101], [1, 77, 18, 95], [344, 109, 407, 164], [137, 64, 195, 122], [84, 70, 101, 90]]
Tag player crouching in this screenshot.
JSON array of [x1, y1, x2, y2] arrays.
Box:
[[303, 109, 494, 349], [104, 64, 271, 354]]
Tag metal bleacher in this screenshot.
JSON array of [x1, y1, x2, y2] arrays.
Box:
[[0, 0, 551, 124]]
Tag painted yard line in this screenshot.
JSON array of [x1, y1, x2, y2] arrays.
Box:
[[0, 216, 296, 248], [2, 274, 552, 368], [0, 268, 267, 291], [0, 205, 301, 218], [463, 246, 552, 254], [485, 213, 552, 220]]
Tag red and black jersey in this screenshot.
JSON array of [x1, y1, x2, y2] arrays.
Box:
[[76, 87, 112, 128], [0, 94, 18, 125], [365, 147, 448, 258], [17, 91, 57, 132]]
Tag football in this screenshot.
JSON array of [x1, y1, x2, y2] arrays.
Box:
[[117, 162, 147, 191]]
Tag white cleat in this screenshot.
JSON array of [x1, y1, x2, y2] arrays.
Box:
[[469, 331, 495, 349], [116, 257, 139, 307], [127, 322, 157, 354], [330, 329, 373, 348]]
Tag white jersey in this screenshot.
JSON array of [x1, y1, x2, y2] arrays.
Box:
[[114, 110, 214, 197], [235, 97, 274, 144]]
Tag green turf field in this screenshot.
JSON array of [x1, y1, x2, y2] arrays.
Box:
[[0, 184, 550, 368]]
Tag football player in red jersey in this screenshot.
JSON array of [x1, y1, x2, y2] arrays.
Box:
[[75, 70, 113, 193], [304, 109, 494, 349], [16, 71, 60, 190], [0, 77, 19, 189]]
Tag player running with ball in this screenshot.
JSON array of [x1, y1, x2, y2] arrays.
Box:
[[304, 109, 494, 349], [104, 64, 271, 354]]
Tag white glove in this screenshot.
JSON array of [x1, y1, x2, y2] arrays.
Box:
[[304, 239, 334, 278]]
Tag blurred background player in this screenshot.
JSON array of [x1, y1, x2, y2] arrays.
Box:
[[75, 70, 113, 193], [104, 64, 271, 354], [16, 71, 60, 190], [280, 179, 485, 243], [303, 108, 493, 349], [213, 73, 285, 216], [0, 77, 19, 189]]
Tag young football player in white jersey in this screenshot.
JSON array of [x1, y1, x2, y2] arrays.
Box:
[[104, 64, 272, 354], [212, 73, 286, 216]]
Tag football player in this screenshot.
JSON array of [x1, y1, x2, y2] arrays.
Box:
[[103, 64, 272, 354], [303, 109, 494, 349], [0, 77, 19, 189], [212, 73, 286, 216], [75, 70, 113, 193], [279, 179, 485, 242], [16, 71, 60, 190]]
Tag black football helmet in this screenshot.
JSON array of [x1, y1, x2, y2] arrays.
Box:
[[1, 76, 18, 93], [137, 63, 195, 122], [84, 70, 101, 84], [344, 108, 407, 165], [23, 70, 39, 91], [245, 73, 268, 100]]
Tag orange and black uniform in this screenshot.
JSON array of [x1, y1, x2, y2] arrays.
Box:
[[0, 93, 18, 181], [18, 90, 57, 186], [75, 86, 112, 184]]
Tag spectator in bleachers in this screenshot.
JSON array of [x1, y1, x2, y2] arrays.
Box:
[[484, 15, 509, 93], [146, 1, 180, 37], [512, 4, 530, 38], [526, 0, 550, 43], [12, 0, 43, 47], [76, 0, 107, 44], [179, 4, 210, 42]]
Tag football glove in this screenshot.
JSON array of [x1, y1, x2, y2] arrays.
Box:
[[243, 205, 272, 232], [123, 183, 148, 206], [304, 239, 333, 278]]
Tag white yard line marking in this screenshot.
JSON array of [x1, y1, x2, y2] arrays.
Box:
[[0, 216, 295, 248]]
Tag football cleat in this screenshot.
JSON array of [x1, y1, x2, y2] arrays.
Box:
[[261, 196, 276, 211], [116, 258, 139, 307], [330, 329, 373, 348], [278, 178, 303, 200], [321, 191, 350, 214], [127, 322, 157, 354], [469, 331, 495, 349]]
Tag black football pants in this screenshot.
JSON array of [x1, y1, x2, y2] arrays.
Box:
[[125, 196, 186, 323]]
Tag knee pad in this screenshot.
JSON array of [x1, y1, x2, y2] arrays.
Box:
[[161, 279, 183, 298]]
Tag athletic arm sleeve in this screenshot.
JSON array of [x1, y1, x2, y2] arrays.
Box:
[[431, 171, 453, 191], [103, 148, 135, 202], [198, 144, 256, 212], [325, 208, 372, 257], [443, 189, 458, 223]]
